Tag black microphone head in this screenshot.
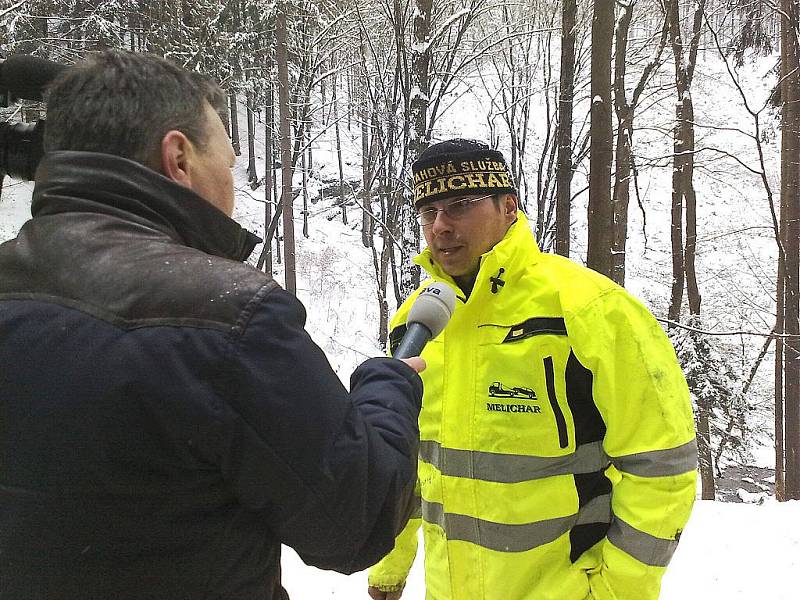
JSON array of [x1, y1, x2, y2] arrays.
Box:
[[1, 54, 67, 101], [407, 282, 457, 339]]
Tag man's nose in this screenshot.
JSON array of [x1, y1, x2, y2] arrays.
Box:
[[429, 208, 454, 234]]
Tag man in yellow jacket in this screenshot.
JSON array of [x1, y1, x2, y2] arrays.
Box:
[[367, 139, 696, 600]]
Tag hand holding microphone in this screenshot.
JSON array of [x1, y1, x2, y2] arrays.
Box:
[[394, 282, 457, 371]]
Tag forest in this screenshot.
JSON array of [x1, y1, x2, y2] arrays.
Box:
[[1, 0, 799, 507]]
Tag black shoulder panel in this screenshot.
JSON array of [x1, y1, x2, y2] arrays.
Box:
[[565, 350, 606, 445], [570, 470, 612, 562], [502, 317, 567, 342]]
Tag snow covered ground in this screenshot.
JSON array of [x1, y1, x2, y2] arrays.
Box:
[[279, 499, 800, 599]]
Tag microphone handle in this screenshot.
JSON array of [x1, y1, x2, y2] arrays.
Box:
[[394, 322, 433, 359]]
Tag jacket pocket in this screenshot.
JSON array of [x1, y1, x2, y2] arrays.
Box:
[[543, 355, 569, 449], [475, 326, 577, 456]]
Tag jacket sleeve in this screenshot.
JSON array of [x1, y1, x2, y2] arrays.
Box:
[[367, 482, 421, 591], [568, 288, 697, 600], [367, 298, 424, 591], [216, 286, 423, 574]]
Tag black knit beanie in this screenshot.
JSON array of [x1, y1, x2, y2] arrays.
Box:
[[411, 139, 516, 207]]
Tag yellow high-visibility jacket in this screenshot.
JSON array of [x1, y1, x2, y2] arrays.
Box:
[[368, 212, 696, 600]]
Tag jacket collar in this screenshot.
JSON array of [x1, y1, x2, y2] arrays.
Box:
[[414, 210, 540, 298], [32, 151, 261, 262]]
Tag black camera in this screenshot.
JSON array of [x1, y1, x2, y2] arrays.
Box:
[[0, 119, 45, 181], [1, 54, 66, 181]]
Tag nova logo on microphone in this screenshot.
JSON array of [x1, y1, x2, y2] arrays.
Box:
[[420, 286, 442, 297], [393, 282, 456, 359]]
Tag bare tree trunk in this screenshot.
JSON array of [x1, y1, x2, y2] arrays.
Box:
[[332, 69, 348, 225], [667, 0, 711, 496], [668, 0, 693, 324], [302, 129, 309, 239], [692, 338, 716, 500], [776, 223, 786, 501], [611, 113, 632, 287], [273, 119, 281, 264], [668, 100, 685, 324], [277, 1, 295, 293], [684, 104, 701, 317], [587, 0, 614, 277], [777, 0, 791, 501], [555, 0, 577, 258], [373, 132, 392, 347], [379, 237, 391, 345], [271, 56, 286, 265], [781, 0, 800, 501], [610, 3, 669, 287], [347, 66, 353, 132], [362, 105, 374, 248], [372, 177, 392, 349], [402, 0, 432, 298], [129, 10, 136, 51], [264, 82, 274, 273], [536, 32, 556, 245], [683, 6, 707, 497], [229, 90, 241, 156], [246, 92, 258, 187], [611, 1, 634, 287]]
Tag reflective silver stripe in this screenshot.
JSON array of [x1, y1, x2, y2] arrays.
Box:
[[575, 494, 612, 526], [418, 440, 608, 483], [611, 439, 698, 478], [607, 516, 679, 567], [421, 496, 611, 553]]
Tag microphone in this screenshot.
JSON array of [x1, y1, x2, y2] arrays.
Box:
[[0, 54, 67, 101], [394, 282, 457, 359]]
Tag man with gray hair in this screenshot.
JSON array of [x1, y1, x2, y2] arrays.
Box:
[[0, 50, 424, 600]]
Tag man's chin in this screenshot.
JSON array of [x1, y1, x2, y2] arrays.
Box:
[[434, 256, 473, 279]]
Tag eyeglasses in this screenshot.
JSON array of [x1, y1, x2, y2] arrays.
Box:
[[416, 194, 495, 227]]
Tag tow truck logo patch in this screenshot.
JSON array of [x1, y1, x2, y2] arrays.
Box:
[[487, 381, 541, 414]]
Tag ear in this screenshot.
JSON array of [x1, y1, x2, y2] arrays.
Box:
[[160, 130, 194, 188], [502, 193, 518, 223]]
